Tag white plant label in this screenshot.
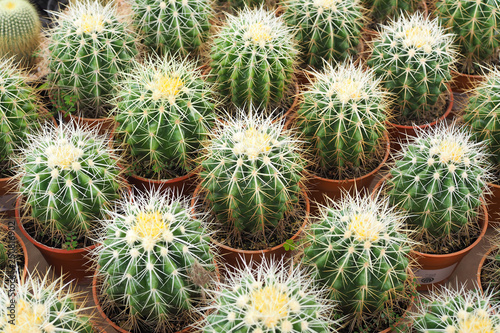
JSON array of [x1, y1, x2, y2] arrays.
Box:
[[415, 263, 458, 285]]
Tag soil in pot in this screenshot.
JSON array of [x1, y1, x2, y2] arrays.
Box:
[[478, 247, 500, 300]]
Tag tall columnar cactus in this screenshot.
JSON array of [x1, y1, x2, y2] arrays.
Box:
[[94, 189, 215, 331], [436, 0, 500, 72], [47, 0, 138, 118], [0, 57, 39, 170], [302, 192, 413, 326], [15, 120, 123, 239], [387, 123, 492, 243], [282, 0, 363, 67], [364, 0, 418, 22], [0, 271, 95, 333], [210, 7, 298, 110], [367, 13, 456, 120], [201, 258, 336, 333], [412, 284, 500, 332], [199, 110, 305, 238], [463, 68, 500, 169], [0, 0, 41, 66], [131, 0, 213, 56], [114, 56, 217, 178], [295, 62, 389, 178]]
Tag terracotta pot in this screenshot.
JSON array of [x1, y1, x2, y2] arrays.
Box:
[[486, 182, 500, 228], [476, 247, 493, 295], [451, 70, 484, 93], [60, 110, 115, 136], [127, 170, 197, 197], [15, 197, 96, 283], [1, 223, 29, 283], [191, 184, 309, 270], [373, 174, 489, 291]]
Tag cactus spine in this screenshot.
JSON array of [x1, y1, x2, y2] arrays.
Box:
[[94, 189, 215, 331], [114, 55, 217, 178], [47, 0, 138, 118], [210, 7, 298, 110], [367, 13, 456, 120], [364, 0, 419, 22], [295, 62, 389, 178], [0, 0, 41, 67], [282, 0, 364, 67]]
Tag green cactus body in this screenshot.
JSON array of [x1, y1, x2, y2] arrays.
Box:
[[436, 0, 500, 72], [282, 0, 363, 67], [302, 193, 412, 323], [132, 0, 213, 56], [295, 62, 388, 177], [16, 121, 123, 238], [0, 272, 95, 333], [0, 57, 39, 170], [367, 13, 456, 120], [47, 0, 138, 118], [210, 7, 298, 110], [464, 69, 500, 168], [387, 123, 491, 241], [200, 111, 305, 236], [364, 0, 418, 22], [114, 56, 217, 177], [0, 241, 7, 269], [202, 259, 336, 333], [0, 0, 40, 67], [95, 189, 215, 331]]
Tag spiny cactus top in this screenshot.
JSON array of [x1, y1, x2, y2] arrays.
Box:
[[436, 0, 500, 73], [0, 271, 95, 333], [94, 189, 215, 331], [367, 13, 456, 120], [200, 110, 305, 239], [0, 57, 39, 169], [114, 55, 217, 178], [201, 258, 337, 333], [303, 192, 413, 325], [47, 0, 138, 118], [16, 120, 123, 239], [210, 7, 298, 110], [412, 284, 500, 333], [282, 0, 363, 67], [295, 62, 389, 178], [132, 0, 213, 56], [387, 123, 492, 244], [464, 68, 500, 169], [0, 0, 41, 67]]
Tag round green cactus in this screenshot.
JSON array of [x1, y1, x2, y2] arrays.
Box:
[[0, 0, 41, 67], [0, 271, 96, 333], [302, 192, 413, 326], [295, 62, 389, 178], [387, 123, 492, 243], [367, 13, 456, 121], [210, 7, 298, 110], [199, 109, 305, 238], [114, 55, 217, 178], [436, 0, 500, 73], [201, 258, 337, 333], [364, 0, 419, 22], [47, 0, 138, 118], [95, 189, 215, 331], [15, 120, 124, 239], [282, 0, 364, 67]]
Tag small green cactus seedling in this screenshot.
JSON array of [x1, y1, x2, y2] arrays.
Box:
[[114, 55, 217, 179], [199, 109, 305, 240], [412, 284, 500, 333], [364, 0, 419, 22], [132, 0, 213, 56], [0, 271, 96, 333], [302, 191, 414, 328], [0, 0, 41, 67], [387, 123, 492, 245], [282, 0, 364, 67], [201, 258, 337, 333], [367, 13, 456, 121], [295, 61, 389, 178], [210, 7, 298, 111], [47, 0, 138, 118], [94, 188, 215, 332], [15, 120, 124, 240], [436, 0, 500, 73]]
